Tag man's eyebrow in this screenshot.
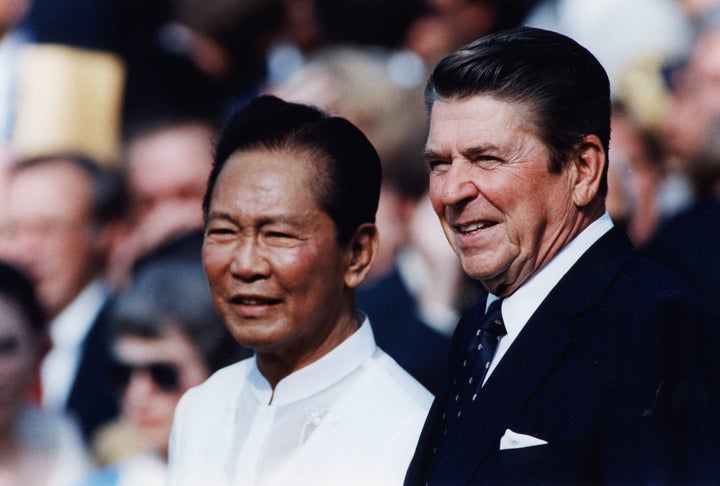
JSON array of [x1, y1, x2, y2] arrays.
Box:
[[422, 149, 446, 162], [205, 210, 314, 227], [422, 144, 500, 162], [206, 210, 234, 222], [463, 144, 499, 157]]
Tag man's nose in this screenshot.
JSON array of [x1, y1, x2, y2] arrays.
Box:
[[437, 161, 480, 207], [229, 238, 271, 281]]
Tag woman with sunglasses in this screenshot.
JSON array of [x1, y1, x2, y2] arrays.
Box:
[[0, 260, 93, 485], [78, 239, 251, 486]]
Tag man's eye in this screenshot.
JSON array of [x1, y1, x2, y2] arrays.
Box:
[[474, 156, 503, 169], [266, 231, 293, 239], [207, 227, 234, 236], [264, 231, 303, 246], [428, 159, 448, 170]]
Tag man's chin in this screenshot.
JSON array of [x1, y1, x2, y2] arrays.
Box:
[[462, 261, 504, 285], [465, 266, 518, 298]]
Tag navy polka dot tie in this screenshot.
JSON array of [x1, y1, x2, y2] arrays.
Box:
[[424, 299, 507, 483]]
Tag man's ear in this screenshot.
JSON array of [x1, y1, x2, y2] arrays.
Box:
[[344, 223, 379, 289], [570, 134, 605, 207]]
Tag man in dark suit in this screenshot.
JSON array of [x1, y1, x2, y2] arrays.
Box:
[[0, 155, 126, 441], [641, 20, 720, 312], [404, 27, 720, 485]]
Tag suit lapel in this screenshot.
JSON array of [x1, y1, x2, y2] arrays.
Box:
[[455, 228, 638, 483]]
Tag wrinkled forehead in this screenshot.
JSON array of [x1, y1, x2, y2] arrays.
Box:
[[427, 95, 542, 142]]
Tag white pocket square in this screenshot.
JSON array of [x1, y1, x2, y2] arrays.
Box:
[[499, 429, 548, 450]]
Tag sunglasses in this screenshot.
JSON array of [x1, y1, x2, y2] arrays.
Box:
[[109, 361, 181, 393]]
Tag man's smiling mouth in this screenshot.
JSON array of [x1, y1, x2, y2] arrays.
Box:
[[229, 296, 282, 305], [456, 221, 497, 234]]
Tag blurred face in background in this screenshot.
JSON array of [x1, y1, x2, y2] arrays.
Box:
[[663, 29, 720, 161], [0, 161, 104, 319], [126, 123, 215, 241], [112, 326, 210, 458], [106, 122, 216, 288], [403, 0, 499, 65], [0, 293, 41, 435]]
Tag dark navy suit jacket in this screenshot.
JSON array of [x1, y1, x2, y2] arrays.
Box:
[[405, 227, 720, 485], [65, 296, 119, 442]]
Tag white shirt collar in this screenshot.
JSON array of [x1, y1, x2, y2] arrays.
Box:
[[247, 313, 376, 406], [49, 280, 109, 346], [41, 280, 110, 410]]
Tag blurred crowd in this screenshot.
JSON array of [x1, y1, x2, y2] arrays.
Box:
[[0, 0, 718, 484]]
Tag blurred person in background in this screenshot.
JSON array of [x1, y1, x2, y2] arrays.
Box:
[[682, 0, 720, 24], [78, 251, 250, 486], [0, 155, 126, 443], [277, 0, 323, 55], [0, 0, 32, 148], [642, 9, 720, 310], [661, 11, 720, 184], [159, 0, 286, 114], [0, 260, 93, 486], [606, 103, 673, 247], [267, 0, 428, 89], [23, 0, 288, 127], [403, 0, 531, 68], [109, 105, 219, 288], [276, 0, 531, 88]]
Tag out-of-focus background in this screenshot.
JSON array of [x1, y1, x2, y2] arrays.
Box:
[[0, 1, 719, 484]]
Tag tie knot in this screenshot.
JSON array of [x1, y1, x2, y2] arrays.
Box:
[[481, 299, 506, 337]]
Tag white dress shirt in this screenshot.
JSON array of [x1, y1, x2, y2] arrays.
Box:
[[485, 213, 614, 382], [166, 316, 432, 486], [41, 280, 109, 411]]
